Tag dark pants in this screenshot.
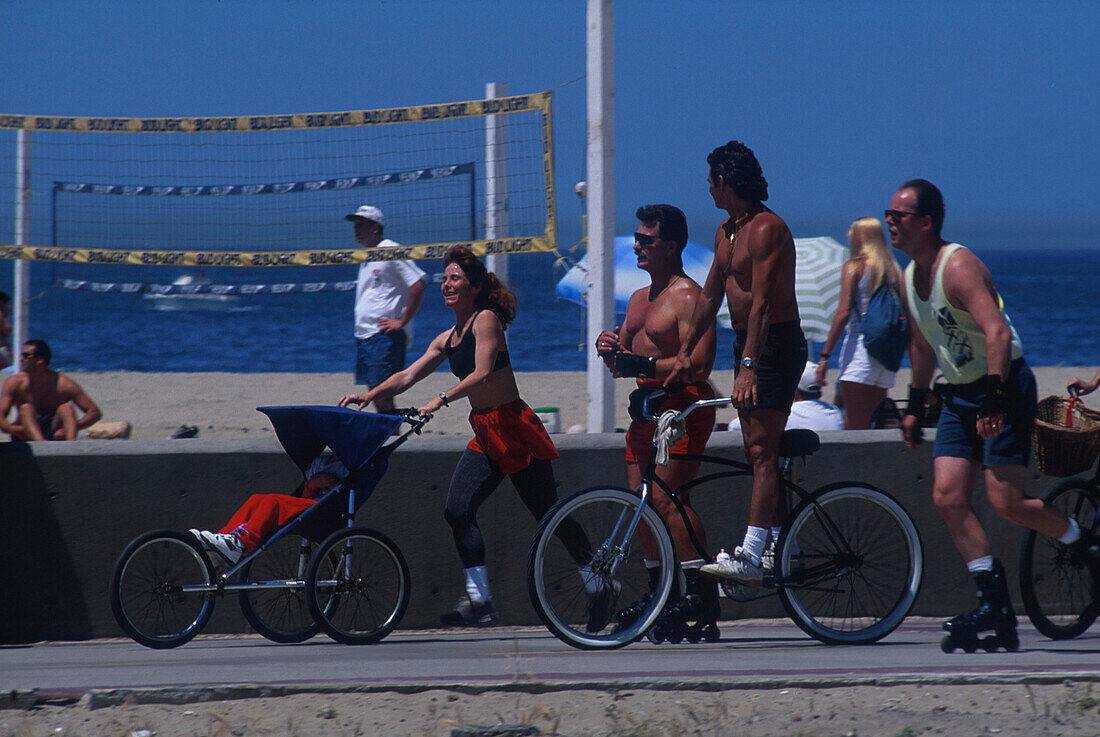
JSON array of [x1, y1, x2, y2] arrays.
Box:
[[444, 449, 589, 567]]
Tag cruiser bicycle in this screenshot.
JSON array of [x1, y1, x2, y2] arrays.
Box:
[[526, 391, 924, 650]]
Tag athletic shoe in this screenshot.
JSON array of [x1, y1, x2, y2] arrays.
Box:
[[440, 597, 499, 627], [189, 529, 243, 565], [700, 546, 763, 584]]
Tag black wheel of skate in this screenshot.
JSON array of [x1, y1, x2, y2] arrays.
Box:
[[701, 623, 721, 642], [961, 639, 978, 654], [980, 636, 1000, 653], [1019, 478, 1100, 640], [1001, 630, 1020, 652], [686, 627, 702, 644], [940, 635, 955, 653], [647, 626, 664, 644]]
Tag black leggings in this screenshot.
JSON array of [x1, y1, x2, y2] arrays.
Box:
[[444, 449, 590, 568]]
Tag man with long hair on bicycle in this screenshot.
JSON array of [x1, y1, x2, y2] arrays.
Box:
[[339, 247, 597, 629], [890, 179, 1098, 652], [669, 141, 807, 585], [595, 204, 720, 640]]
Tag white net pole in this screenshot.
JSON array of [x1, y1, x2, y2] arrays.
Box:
[[586, 0, 615, 432], [12, 130, 30, 357], [485, 81, 509, 282]]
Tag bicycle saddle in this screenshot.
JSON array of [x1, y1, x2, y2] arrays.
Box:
[[779, 428, 820, 459]]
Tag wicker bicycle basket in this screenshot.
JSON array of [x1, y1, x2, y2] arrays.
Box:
[[1032, 395, 1100, 477]]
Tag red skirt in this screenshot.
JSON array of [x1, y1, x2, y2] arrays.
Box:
[[467, 398, 560, 474]]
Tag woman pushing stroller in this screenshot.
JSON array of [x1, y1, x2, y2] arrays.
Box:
[[339, 247, 601, 628]]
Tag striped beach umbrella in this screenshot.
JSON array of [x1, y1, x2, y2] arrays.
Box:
[[788, 236, 847, 343]]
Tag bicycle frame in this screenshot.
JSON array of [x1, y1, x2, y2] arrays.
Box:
[[635, 392, 859, 591]]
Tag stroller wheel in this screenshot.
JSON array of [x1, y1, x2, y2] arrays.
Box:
[[306, 527, 411, 645]]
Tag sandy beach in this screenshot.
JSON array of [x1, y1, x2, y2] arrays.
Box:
[[55, 366, 1097, 441]]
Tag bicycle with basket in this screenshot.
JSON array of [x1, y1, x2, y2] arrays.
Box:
[[109, 405, 427, 649], [526, 390, 924, 650], [1017, 388, 1100, 640]]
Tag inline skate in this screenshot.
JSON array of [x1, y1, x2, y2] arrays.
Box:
[[941, 559, 1018, 653], [647, 569, 720, 644]]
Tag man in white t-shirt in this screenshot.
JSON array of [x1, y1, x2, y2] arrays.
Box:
[[786, 361, 844, 432], [347, 205, 427, 412]]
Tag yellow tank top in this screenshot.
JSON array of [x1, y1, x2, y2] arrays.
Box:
[[903, 244, 1023, 385]]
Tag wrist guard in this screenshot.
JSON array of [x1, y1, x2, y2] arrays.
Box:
[[905, 387, 930, 424], [979, 375, 1008, 418], [614, 352, 657, 379]]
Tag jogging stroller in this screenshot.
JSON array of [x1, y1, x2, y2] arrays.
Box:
[[109, 405, 426, 648]]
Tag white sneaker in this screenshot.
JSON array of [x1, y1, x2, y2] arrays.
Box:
[[701, 546, 763, 583], [189, 529, 243, 564]]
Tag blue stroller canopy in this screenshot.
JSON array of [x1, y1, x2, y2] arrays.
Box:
[[257, 405, 404, 476]]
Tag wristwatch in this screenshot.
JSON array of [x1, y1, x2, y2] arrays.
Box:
[[438, 392, 449, 407], [740, 357, 757, 370]]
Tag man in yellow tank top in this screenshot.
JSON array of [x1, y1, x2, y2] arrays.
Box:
[[889, 179, 1096, 652]]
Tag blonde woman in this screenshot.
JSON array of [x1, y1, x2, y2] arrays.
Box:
[[815, 217, 903, 429]]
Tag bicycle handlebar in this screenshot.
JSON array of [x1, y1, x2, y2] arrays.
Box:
[[641, 390, 730, 423]]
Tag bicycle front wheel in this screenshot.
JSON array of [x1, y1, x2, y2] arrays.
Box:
[[777, 483, 923, 645], [109, 529, 217, 649], [1019, 477, 1099, 640], [239, 534, 319, 644], [527, 486, 676, 650], [305, 527, 410, 645]]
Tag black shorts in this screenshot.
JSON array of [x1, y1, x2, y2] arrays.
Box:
[[733, 321, 807, 413]]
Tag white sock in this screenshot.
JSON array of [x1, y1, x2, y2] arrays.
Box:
[[965, 555, 994, 574], [1059, 517, 1082, 545], [464, 566, 491, 603], [740, 526, 767, 566]]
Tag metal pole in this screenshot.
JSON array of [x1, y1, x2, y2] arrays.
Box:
[[12, 130, 31, 359], [484, 82, 509, 283], [585, 0, 615, 432]]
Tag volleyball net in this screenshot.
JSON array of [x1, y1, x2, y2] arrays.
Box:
[[0, 91, 556, 286]]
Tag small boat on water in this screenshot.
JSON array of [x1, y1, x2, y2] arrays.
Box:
[[143, 273, 241, 312]]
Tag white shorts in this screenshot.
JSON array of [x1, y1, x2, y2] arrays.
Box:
[[837, 331, 896, 389]]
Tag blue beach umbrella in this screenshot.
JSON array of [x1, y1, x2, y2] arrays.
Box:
[[555, 235, 845, 342], [555, 236, 715, 315]]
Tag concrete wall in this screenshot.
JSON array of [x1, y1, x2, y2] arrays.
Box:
[[0, 430, 1059, 643]]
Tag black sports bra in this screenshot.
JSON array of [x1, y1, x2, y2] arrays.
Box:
[[445, 314, 511, 380]]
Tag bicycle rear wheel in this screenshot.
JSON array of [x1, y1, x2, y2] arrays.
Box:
[[777, 483, 922, 645], [527, 486, 676, 650], [305, 527, 410, 645], [239, 534, 319, 644], [109, 529, 217, 649], [1019, 478, 1099, 640]]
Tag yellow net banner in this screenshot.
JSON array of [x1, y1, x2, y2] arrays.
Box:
[[0, 93, 549, 134], [0, 237, 554, 266]]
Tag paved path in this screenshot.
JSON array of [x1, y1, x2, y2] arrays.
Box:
[[5, 619, 1100, 707]]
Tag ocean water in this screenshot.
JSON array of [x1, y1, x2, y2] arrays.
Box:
[[2, 245, 1099, 374]]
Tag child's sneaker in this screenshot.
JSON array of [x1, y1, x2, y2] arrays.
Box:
[[440, 597, 499, 627], [189, 529, 243, 565]]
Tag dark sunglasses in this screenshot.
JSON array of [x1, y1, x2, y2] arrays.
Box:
[[633, 232, 662, 246], [20, 351, 37, 359], [884, 209, 924, 221]]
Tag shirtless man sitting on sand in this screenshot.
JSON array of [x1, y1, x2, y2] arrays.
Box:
[[0, 339, 101, 440]]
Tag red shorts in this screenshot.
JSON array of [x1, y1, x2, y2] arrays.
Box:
[[625, 381, 717, 465], [467, 398, 560, 474]]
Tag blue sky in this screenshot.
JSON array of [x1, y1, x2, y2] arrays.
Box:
[[2, 0, 1097, 249]]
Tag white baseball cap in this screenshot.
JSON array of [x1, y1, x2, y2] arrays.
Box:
[[345, 205, 385, 226], [798, 361, 822, 397]]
